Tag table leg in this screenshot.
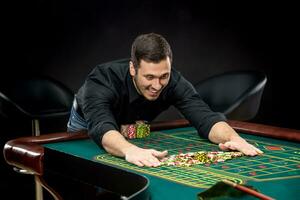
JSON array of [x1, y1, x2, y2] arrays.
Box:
[[35, 176, 43, 200]]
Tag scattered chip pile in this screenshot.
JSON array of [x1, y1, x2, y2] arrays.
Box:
[[160, 151, 244, 167]]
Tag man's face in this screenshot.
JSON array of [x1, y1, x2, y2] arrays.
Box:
[[130, 57, 171, 101]]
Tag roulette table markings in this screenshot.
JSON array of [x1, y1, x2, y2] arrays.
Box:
[[95, 140, 238, 188], [94, 129, 300, 188], [265, 146, 284, 151], [211, 145, 300, 180]]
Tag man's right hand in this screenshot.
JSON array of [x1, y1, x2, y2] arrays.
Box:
[[123, 146, 168, 167], [102, 130, 168, 167]]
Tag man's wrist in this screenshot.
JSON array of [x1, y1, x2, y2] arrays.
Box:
[[122, 144, 139, 157], [102, 130, 136, 157], [228, 134, 246, 143]]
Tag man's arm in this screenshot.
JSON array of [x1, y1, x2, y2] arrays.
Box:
[[208, 121, 263, 156], [102, 130, 168, 167], [169, 76, 262, 156]]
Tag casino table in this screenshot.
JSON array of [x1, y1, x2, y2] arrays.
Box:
[[3, 119, 300, 200]]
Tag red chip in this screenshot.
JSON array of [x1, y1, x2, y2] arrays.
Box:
[[127, 125, 136, 139]]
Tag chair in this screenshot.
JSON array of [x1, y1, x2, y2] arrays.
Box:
[[194, 70, 267, 121], [0, 76, 74, 136], [0, 76, 74, 200]]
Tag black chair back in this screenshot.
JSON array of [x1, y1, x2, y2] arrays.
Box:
[[0, 76, 74, 120], [194, 70, 267, 121]]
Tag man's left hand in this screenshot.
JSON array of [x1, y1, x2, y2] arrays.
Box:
[[218, 138, 263, 156]]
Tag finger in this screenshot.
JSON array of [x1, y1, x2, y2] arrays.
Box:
[[219, 143, 229, 151], [152, 150, 168, 158], [242, 148, 258, 156], [141, 159, 156, 167], [239, 144, 261, 156], [149, 158, 161, 167], [219, 142, 237, 151], [242, 145, 263, 156], [254, 147, 264, 154], [226, 142, 238, 150], [250, 148, 263, 156], [133, 160, 144, 167]]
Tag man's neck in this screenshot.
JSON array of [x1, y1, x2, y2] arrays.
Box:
[[132, 77, 142, 95]]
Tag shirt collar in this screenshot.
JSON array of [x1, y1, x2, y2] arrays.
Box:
[[127, 71, 142, 103]]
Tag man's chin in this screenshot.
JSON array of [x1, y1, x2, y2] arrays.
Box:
[[145, 94, 159, 101]]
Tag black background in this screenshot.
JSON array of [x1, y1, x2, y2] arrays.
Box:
[[1, 1, 299, 199], [2, 0, 299, 129]]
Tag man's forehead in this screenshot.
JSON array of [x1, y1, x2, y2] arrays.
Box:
[[139, 58, 171, 74], [139, 57, 171, 65]]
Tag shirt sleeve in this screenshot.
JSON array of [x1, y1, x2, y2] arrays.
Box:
[[170, 75, 227, 138], [79, 75, 119, 148]]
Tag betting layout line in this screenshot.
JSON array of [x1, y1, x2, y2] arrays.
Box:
[[139, 131, 300, 167], [132, 131, 300, 181], [156, 128, 298, 149], [134, 131, 217, 153], [154, 130, 300, 164], [221, 155, 298, 170], [93, 129, 300, 187], [155, 129, 300, 152], [212, 160, 300, 181], [94, 154, 243, 189], [97, 130, 248, 186], [171, 131, 300, 171]]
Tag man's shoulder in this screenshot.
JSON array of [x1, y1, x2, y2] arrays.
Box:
[[91, 58, 130, 79], [96, 58, 130, 69], [166, 67, 194, 94], [79, 58, 129, 92], [170, 67, 181, 77], [169, 67, 183, 85]]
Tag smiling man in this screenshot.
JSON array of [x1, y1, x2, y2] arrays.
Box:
[[130, 58, 171, 100], [67, 33, 262, 167]]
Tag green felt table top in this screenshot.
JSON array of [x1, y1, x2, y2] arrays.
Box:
[[44, 126, 300, 200]]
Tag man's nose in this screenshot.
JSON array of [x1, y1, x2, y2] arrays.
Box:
[[151, 78, 162, 90]]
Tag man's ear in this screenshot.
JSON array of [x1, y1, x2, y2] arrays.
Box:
[[129, 61, 136, 76]]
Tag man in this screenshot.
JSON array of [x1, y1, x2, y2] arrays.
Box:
[[68, 33, 262, 167]]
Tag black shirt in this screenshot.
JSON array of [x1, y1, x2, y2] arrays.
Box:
[[76, 58, 226, 147]]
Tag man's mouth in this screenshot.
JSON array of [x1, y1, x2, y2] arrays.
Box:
[[148, 89, 160, 96]]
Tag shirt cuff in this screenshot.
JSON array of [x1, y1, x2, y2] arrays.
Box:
[[198, 112, 227, 138], [88, 122, 118, 148]]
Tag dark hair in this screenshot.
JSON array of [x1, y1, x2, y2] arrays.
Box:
[[131, 33, 173, 69]]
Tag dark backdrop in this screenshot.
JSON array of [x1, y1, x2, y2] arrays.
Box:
[[3, 0, 298, 130], [1, 1, 298, 199]]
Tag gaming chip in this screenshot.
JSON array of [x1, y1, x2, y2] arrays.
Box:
[[160, 151, 244, 167]]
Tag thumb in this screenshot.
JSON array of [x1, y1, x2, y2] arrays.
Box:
[[219, 143, 229, 151], [152, 150, 168, 158], [219, 141, 238, 151]]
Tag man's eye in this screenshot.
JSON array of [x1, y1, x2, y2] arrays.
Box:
[[146, 76, 154, 80], [161, 74, 169, 79]]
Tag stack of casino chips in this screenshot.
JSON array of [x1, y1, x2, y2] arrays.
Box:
[[124, 121, 150, 139], [136, 121, 150, 138], [127, 124, 136, 139], [160, 151, 244, 167]]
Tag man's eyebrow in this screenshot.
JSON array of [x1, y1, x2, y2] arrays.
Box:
[[144, 73, 169, 78], [160, 73, 170, 77]]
